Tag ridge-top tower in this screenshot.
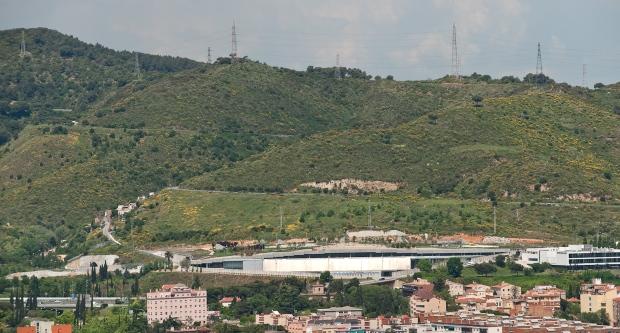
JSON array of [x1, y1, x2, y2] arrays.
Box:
[[451, 24, 459, 79], [334, 53, 341, 79], [19, 30, 26, 58], [134, 53, 141, 80], [230, 21, 238, 62], [536, 42, 543, 74]]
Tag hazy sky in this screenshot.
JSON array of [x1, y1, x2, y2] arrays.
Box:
[[1, 0, 619, 85]]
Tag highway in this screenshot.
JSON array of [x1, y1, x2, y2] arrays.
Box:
[[0, 296, 134, 309]]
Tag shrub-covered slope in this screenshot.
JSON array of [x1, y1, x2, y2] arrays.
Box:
[[0, 28, 202, 143], [185, 91, 620, 200]]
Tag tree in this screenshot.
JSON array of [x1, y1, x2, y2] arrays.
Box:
[[180, 257, 191, 272], [508, 261, 524, 275], [386, 75, 394, 80], [319, 271, 333, 284], [613, 106, 620, 115], [523, 73, 554, 85], [472, 95, 483, 107], [446, 257, 463, 278], [164, 251, 173, 271], [191, 275, 202, 289], [473, 262, 496, 276], [416, 259, 432, 273], [594, 82, 605, 89], [131, 277, 140, 297], [581, 309, 610, 325], [495, 255, 506, 268]]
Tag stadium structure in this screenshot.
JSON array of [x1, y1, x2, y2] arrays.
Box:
[[191, 246, 509, 278]]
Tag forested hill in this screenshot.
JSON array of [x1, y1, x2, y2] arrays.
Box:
[[0, 27, 202, 144]]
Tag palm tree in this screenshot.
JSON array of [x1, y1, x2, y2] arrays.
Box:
[[164, 251, 173, 271]]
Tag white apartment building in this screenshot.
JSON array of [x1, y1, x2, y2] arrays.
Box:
[[146, 283, 208, 325]]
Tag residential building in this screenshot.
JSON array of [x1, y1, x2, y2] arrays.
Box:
[[417, 313, 620, 333], [445, 280, 464, 297], [17, 321, 71, 333], [317, 306, 363, 318], [51, 325, 72, 333], [410, 293, 446, 315], [311, 283, 326, 295], [30, 320, 53, 333], [522, 285, 566, 317], [146, 283, 208, 325], [492, 281, 521, 300], [521, 244, 620, 269], [401, 278, 434, 297], [581, 278, 620, 326], [17, 328, 36, 333], [219, 296, 241, 308], [455, 296, 486, 312], [256, 311, 294, 327], [116, 203, 137, 217], [464, 282, 493, 298]]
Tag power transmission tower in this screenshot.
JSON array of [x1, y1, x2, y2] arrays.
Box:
[[335, 53, 341, 79], [230, 21, 238, 62], [536, 42, 543, 74], [451, 24, 459, 79], [134, 53, 142, 80], [207, 47, 212, 64], [582, 64, 587, 87], [19, 30, 26, 58], [279, 207, 284, 230]]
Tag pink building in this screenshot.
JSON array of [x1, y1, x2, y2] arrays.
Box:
[[147, 284, 208, 325]]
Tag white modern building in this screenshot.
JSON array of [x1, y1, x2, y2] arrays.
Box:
[[193, 246, 509, 278], [521, 244, 620, 269]]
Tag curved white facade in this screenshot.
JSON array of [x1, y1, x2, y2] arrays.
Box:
[[262, 257, 411, 272]]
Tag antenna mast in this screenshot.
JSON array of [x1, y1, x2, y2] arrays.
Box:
[[451, 24, 459, 79], [230, 21, 238, 62], [582, 64, 587, 87], [536, 42, 543, 75], [134, 53, 142, 80], [207, 47, 212, 64], [335, 54, 341, 79], [20, 30, 26, 58]]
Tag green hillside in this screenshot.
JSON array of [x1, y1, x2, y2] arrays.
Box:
[[87, 60, 525, 134], [1, 28, 620, 276], [0, 28, 201, 143], [185, 91, 620, 200], [125, 189, 620, 246], [0, 124, 278, 274]]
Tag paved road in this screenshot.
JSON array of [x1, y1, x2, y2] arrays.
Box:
[[102, 216, 121, 245]]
